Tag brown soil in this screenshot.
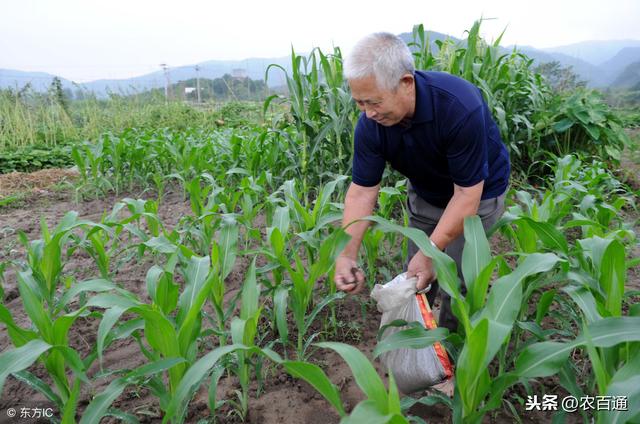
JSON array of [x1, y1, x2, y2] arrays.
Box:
[[0, 163, 638, 423], [0, 168, 79, 199], [0, 186, 410, 424]]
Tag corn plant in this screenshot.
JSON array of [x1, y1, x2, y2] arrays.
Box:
[[410, 21, 548, 177], [364, 215, 569, 422], [207, 216, 240, 347], [112, 197, 163, 239], [225, 258, 263, 420], [68, 213, 129, 280], [265, 47, 358, 189], [83, 253, 217, 421], [498, 155, 634, 255], [268, 226, 350, 359], [280, 342, 408, 423], [0, 339, 87, 422], [15, 211, 110, 307], [0, 272, 122, 419], [513, 316, 640, 424], [71, 139, 115, 197]]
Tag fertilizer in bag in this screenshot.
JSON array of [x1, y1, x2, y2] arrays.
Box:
[[370, 272, 453, 394]]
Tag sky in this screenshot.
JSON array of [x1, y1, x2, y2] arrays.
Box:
[[2, 0, 640, 82]]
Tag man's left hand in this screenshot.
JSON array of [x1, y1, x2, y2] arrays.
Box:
[[406, 251, 436, 291]]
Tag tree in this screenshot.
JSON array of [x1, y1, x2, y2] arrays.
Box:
[[534, 61, 586, 92], [49, 77, 70, 115]]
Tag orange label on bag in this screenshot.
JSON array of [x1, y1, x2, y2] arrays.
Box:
[[416, 293, 454, 379]]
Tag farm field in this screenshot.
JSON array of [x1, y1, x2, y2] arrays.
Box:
[[1, 23, 640, 424]]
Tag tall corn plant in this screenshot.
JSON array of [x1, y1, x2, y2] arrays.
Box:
[[265, 47, 358, 193], [410, 22, 548, 177]]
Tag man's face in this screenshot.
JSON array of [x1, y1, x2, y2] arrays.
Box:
[[348, 74, 415, 126]]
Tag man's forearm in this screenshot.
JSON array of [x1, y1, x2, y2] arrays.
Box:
[[340, 184, 379, 259], [430, 182, 483, 251]]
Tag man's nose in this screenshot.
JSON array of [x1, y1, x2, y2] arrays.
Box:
[[365, 106, 377, 119]]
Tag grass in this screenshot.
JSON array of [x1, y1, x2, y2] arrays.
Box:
[[0, 88, 265, 150]]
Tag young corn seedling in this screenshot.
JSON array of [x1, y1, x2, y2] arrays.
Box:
[[16, 211, 107, 307], [225, 258, 264, 421], [114, 197, 163, 239], [0, 275, 144, 422], [1, 238, 122, 421], [280, 229, 350, 359], [258, 204, 292, 350], [280, 342, 408, 423], [69, 211, 128, 280], [71, 139, 114, 197], [207, 216, 240, 347], [235, 176, 267, 246], [281, 176, 346, 250], [83, 253, 220, 421]]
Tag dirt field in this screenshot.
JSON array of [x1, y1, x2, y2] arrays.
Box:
[[0, 185, 435, 423], [0, 167, 638, 423]]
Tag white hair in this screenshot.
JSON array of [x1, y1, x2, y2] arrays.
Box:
[[344, 32, 415, 91]]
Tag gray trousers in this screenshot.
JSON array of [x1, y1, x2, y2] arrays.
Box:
[[405, 184, 506, 332]]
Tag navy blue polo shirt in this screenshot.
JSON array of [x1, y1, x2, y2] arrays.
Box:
[[352, 70, 510, 208]]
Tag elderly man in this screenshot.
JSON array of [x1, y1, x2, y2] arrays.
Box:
[[334, 32, 510, 332]]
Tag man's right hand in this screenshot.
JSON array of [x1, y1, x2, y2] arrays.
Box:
[[334, 255, 366, 294]]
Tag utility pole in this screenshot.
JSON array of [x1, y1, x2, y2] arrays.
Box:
[[160, 63, 170, 103], [195, 65, 201, 104]]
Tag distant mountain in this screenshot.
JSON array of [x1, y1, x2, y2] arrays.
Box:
[[540, 40, 640, 66], [0, 69, 75, 92], [599, 47, 640, 82], [81, 56, 292, 95], [3, 35, 640, 96], [396, 32, 626, 88], [611, 61, 640, 89], [515, 47, 611, 87], [1, 57, 292, 97]]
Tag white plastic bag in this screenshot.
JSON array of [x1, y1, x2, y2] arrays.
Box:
[[370, 272, 453, 394]]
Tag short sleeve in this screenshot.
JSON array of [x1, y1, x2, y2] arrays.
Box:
[[352, 115, 385, 187], [446, 106, 489, 187]]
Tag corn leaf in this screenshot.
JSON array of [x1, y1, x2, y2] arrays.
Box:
[[373, 327, 448, 358], [0, 339, 51, 395], [461, 216, 491, 288], [218, 217, 239, 280], [316, 342, 388, 410], [562, 285, 601, 323], [283, 361, 345, 416], [516, 317, 640, 377], [519, 217, 569, 254], [81, 358, 184, 424]]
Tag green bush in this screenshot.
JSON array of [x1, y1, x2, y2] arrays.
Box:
[[0, 144, 74, 174], [535, 89, 630, 162]]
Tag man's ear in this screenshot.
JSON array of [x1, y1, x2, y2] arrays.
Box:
[[399, 73, 415, 92]]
